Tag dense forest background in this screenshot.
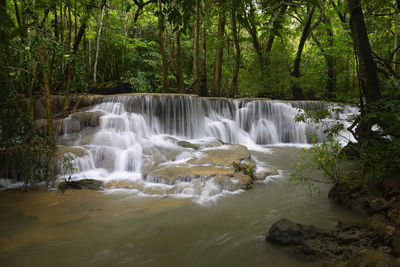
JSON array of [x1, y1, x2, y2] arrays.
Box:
[[1, 0, 398, 101], [0, 0, 399, 186]]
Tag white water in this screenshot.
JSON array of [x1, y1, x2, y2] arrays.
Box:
[[54, 95, 356, 203]]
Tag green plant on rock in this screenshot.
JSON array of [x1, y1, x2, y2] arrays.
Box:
[[290, 108, 349, 196], [60, 153, 78, 180]]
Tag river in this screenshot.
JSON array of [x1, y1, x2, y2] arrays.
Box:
[[0, 146, 364, 267]]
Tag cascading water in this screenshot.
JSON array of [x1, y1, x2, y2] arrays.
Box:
[[54, 94, 355, 203]]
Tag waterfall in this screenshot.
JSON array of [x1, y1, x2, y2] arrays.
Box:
[[54, 94, 356, 202]]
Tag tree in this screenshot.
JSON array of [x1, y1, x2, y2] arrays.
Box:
[[211, 0, 226, 97]]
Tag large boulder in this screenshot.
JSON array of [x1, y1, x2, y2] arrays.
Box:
[[266, 219, 388, 260]]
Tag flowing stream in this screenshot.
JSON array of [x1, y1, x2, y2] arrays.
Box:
[[0, 95, 361, 266]]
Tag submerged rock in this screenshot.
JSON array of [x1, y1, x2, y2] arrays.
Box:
[[58, 179, 103, 191]]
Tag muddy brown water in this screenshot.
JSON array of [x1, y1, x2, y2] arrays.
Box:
[[0, 147, 364, 267]]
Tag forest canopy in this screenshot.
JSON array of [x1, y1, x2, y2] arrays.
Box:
[[1, 0, 398, 100]]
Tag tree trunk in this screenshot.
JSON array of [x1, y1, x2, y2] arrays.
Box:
[[63, 0, 96, 114], [54, 4, 59, 41], [158, 0, 168, 93], [176, 29, 185, 93], [37, 42, 55, 144], [199, 0, 208, 96], [347, 0, 381, 140], [230, 0, 240, 97], [193, 0, 200, 95], [324, 18, 336, 98], [93, 1, 106, 83], [266, 4, 287, 54], [347, 0, 380, 105], [212, 1, 225, 97], [291, 7, 315, 100], [60, 0, 64, 43], [394, 12, 399, 72]]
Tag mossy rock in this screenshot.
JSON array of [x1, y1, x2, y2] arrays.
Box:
[[58, 179, 103, 191]]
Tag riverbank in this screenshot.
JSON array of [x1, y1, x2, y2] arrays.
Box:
[[266, 172, 400, 266]]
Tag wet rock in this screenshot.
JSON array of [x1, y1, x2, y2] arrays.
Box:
[[213, 175, 240, 191], [188, 144, 250, 167], [70, 111, 102, 128], [176, 140, 199, 150], [341, 250, 399, 267], [144, 164, 235, 185], [58, 179, 103, 191], [328, 182, 370, 214], [34, 95, 100, 119], [54, 145, 89, 161], [266, 219, 387, 260], [254, 166, 279, 180], [233, 172, 253, 189]]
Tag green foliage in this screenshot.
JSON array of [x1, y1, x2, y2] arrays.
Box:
[[0, 6, 55, 187], [291, 107, 348, 196], [60, 153, 78, 176]]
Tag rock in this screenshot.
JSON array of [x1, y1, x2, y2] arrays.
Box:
[[266, 219, 388, 260], [34, 95, 100, 119], [54, 145, 89, 160], [176, 140, 199, 150], [233, 172, 253, 190], [53, 145, 90, 175], [144, 164, 235, 185], [58, 179, 103, 191], [188, 144, 250, 167], [367, 197, 390, 214], [255, 166, 279, 180], [341, 250, 399, 267], [70, 111, 102, 128], [88, 82, 134, 95], [213, 175, 240, 191], [328, 182, 370, 214]]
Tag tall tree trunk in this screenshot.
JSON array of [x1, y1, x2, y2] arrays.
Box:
[[199, 0, 208, 96], [325, 19, 336, 99], [54, 4, 59, 41], [394, 12, 399, 72], [37, 42, 55, 144], [193, 0, 200, 95], [93, 1, 106, 83], [63, 0, 96, 114], [266, 3, 288, 54], [347, 0, 380, 105], [60, 0, 64, 43], [291, 7, 315, 100], [347, 0, 381, 139], [230, 0, 240, 97], [74, 0, 77, 38], [63, 0, 73, 114], [12, 0, 21, 27], [157, 0, 168, 93], [176, 29, 185, 93], [212, 1, 225, 97], [68, 0, 72, 52]]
